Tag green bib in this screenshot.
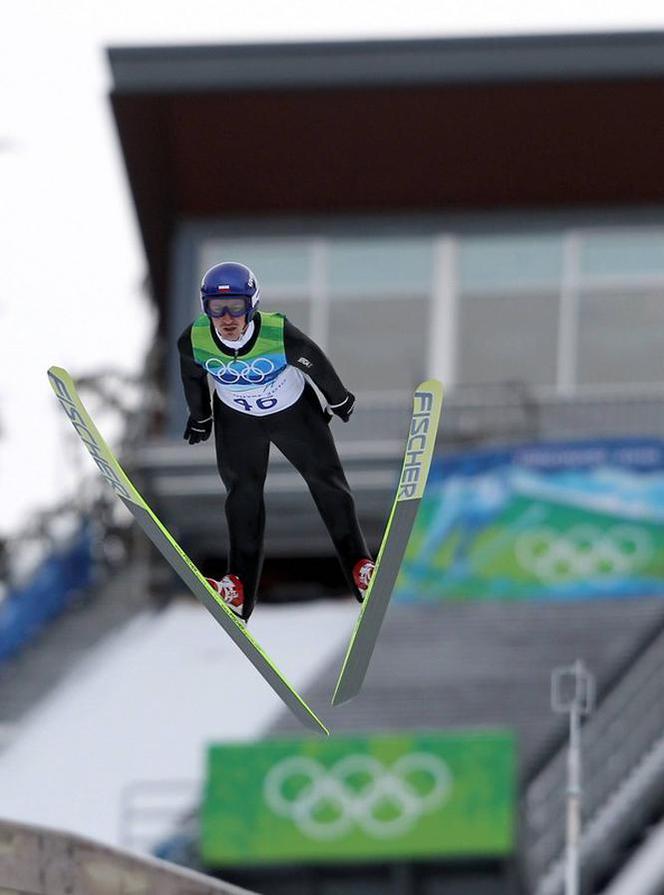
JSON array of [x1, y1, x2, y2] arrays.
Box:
[[190, 312, 288, 392]]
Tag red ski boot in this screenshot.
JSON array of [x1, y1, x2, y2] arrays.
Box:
[[352, 559, 375, 603], [206, 574, 245, 619]]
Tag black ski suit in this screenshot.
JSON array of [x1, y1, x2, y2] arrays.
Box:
[[178, 312, 369, 618]]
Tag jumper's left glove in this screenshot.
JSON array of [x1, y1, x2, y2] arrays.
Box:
[[329, 392, 355, 423], [183, 415, 213, 444]]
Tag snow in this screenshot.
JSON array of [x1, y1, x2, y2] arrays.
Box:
[[0, 597, 355, 848]]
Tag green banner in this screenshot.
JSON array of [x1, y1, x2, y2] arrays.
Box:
[[201, 730, 515, 866], [395, 439, 664, 602]]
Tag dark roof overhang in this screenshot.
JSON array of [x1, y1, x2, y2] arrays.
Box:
[[108, 31, 664, 306]]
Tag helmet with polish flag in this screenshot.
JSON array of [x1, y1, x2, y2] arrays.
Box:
[[200, 261, 260, 321]]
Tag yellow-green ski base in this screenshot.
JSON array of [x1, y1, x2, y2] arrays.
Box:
[[332, 380, 443, 706], [47, 366, 328, 735]]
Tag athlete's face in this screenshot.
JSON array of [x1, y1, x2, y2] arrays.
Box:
[[214, 309, 247, 341]]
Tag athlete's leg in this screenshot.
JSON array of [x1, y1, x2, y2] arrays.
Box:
[[213, 396, 270, 618], [268, 387, 371, 599]]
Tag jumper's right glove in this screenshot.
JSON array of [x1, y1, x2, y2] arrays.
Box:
[[183, 415, 212, 444], [329, 392, 355, 423]]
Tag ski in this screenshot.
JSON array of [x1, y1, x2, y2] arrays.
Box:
[[47, 366, 328, 735], [332, 379, 443, 706]]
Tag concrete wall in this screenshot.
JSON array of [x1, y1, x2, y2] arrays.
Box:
[[0, 818, 256, 895]]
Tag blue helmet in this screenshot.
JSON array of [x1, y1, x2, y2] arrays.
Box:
[[200, 261, 261, 321]]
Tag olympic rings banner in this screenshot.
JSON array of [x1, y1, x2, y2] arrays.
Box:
[[394, 438, 664, 602], [200, 730, 515, 865]]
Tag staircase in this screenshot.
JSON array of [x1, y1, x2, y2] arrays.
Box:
[[524, 619, 664, 894]]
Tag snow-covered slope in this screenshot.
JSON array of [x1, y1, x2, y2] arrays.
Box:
[[0, 596, 355, 848]]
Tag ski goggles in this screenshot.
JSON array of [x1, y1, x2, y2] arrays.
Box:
[[203, 296, 249, 318]]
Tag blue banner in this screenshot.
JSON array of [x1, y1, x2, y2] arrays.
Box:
[[395, 439, 664, 602], [0, 524, 96, 663]]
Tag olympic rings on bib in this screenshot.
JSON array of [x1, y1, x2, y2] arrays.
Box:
[[263, 753, 452, 840], [205, 356, 276, 385], [515, 524, 653, 583]]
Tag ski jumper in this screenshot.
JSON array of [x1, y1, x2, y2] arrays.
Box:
[[178, 311, 370, 617]]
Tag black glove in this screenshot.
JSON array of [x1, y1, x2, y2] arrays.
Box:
[[329, 392, 355, 423], [183, 415, 212, 444]]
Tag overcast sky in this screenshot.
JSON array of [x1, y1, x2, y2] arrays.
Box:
[[2, 0, 664, 537]]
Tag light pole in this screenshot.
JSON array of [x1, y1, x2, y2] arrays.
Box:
[[551, 659, 595, 895]]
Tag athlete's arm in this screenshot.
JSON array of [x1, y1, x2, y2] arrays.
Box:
[[283, 319, 349, 406], [177, 325, 213, 421]]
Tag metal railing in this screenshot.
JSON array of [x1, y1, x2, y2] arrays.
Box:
[[523, 623, 664, 894], [140, 381, 664, 468], [128, 378, 664, 564]]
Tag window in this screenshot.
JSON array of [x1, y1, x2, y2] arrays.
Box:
[[198, 235, 433, 393], [578, 286, 664, 385], [457, 235, 562, 387], [327, 239, 432, 392], [194, 223, 664, 395], [576, 231, 664, 386], [456, 228, 664, 390]]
